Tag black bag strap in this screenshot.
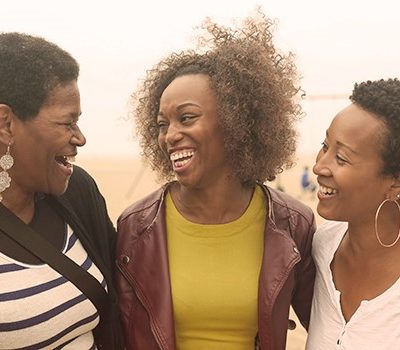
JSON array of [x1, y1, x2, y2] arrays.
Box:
[[0, 203, 109, 320]]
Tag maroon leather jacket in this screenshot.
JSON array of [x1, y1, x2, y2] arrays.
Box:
[[116, 183, 316, 350]]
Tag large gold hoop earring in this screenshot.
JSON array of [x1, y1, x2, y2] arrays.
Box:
[[374, 195, 400, 248]]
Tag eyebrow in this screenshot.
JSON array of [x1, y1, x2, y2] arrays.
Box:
[[157, 102, 201, 117], [59, 112, 81, 121], [326, 130, 359, 155], [176, 102, 201, 110]]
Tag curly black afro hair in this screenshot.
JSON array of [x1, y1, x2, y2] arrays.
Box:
[[132, 9, 302, 184]]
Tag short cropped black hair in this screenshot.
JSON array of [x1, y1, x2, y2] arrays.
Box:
[[0, 32, 79, 120], [350, 78, 400, 176]]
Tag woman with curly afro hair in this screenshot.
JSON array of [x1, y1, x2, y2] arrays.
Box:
[[307, 78, 400, 349], [116, 9, 316, 350]]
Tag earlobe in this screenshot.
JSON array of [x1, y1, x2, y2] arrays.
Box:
[[389, 175, 400, 200], [0, 104, 14, 145]]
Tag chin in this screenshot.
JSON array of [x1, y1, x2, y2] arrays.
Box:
[[316, 206, 335, 221], [317, 208, 346, 222], [48, 179, 71, 196], [175, 174, 197, 188]]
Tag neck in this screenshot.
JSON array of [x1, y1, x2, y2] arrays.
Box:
[[346, 214, 400, 255], [1, 188, 36, 224], [170, 179, 255, 224]]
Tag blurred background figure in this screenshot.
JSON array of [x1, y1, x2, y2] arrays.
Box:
[[300, 166, 317, 199]]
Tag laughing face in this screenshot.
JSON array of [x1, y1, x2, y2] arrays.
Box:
[[10, 80, 85, 196], [157, 74, 231, 189], [313, 103, 395, 224]]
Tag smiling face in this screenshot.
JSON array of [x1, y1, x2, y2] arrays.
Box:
[[157, 74, 232, 189], [9, 80, 85, 197], [313, 103, 395, 224]]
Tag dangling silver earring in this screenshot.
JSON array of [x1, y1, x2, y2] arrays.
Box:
[[0, 142, 14, 202], [375, 196, 400, 248]]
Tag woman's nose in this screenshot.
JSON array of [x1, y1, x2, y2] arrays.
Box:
[[312, 162, 321, 176], [165, 123, 183, 145], [72, 125, 86, 147], [313, 150, 330, 176]]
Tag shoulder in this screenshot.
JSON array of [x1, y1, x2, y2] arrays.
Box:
[[57, 165, 100, 206], [313, 220, 347, 248], [312, 220, 347, 264], [67, 165, 98, 192], [267, 186, 315, 227], [116, 185, 168, 250], [118, 184, 167, 227], [261, 185, 316, 254], [60, 165, 106, 219]]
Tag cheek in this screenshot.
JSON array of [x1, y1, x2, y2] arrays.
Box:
[[157, 133, 164, 149], [157, 133, 169, 157], [339, 174, 376, 203]]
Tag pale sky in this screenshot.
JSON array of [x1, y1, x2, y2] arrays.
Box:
[[1, 0, 399, 158]]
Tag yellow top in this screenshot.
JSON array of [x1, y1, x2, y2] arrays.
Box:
[[166, 186, 266, 350]]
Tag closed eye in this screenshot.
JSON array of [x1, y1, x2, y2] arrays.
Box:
[[336, 154, 348, 164], [157, 120, 168, 128], [59, 121, 77, 130], [180, 114, 197, 123]]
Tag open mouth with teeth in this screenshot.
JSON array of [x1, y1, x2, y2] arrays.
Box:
[[170, 150, 194, 169], [319, 185, 337, 196], [55, 155, 75, 168]]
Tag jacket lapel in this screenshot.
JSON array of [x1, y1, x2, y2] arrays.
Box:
[[257, 185, 301, 348], [119, 193, 176, 349]]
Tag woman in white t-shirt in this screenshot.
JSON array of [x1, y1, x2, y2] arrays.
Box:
[[306, 78, 400, 349]]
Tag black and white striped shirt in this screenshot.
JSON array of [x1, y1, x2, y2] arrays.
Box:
[[0, 225, 106, 350]]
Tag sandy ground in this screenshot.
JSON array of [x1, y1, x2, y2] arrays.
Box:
[[76, 155, 323, 350]]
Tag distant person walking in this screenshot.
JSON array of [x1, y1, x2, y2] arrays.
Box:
[[301, 166, 316, 198]]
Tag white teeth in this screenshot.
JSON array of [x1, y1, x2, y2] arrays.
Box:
[[66, 156, 76, 163], [170, 150, 194, 161], [175, 158, 191, 167], [319, 185, 337, 195]]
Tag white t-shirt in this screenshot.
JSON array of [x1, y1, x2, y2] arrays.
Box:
[[306, 220, 400, 350]]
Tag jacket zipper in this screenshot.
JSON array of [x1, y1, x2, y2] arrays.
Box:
[[117, 265, 166, 350]]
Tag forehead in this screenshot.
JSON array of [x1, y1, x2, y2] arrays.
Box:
[[34, 81, 81, 121], [43, 81, 80, 107], [160, 74, 214, 105], [329, 103, 386, 146], [326, 104, 390, 166]]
